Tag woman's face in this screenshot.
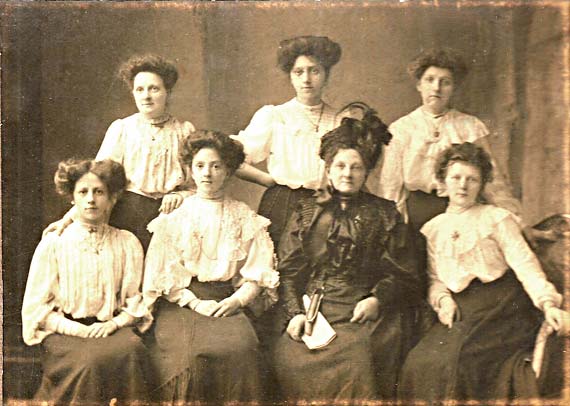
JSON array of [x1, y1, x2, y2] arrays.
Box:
[[327, 148, 367, 195], [416, 66, 455, 114], [290, 55, 327, 106], [73, 172, 116, 226], [132, 71, 169, 119], [444, 161, 482, 209], [191, 148, 229, 197]]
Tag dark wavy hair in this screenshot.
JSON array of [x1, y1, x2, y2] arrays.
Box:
[[277, 36, 342, 77], [319, 102, 392, 171], [407, 48, 468, 84], [54, 159, 127, 198], [435, 143, 494, 199], [180, 130, 245, 176], [118, 54, 179, 91]]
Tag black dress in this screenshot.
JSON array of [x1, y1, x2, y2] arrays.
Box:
[[272, 191, 422, 402]]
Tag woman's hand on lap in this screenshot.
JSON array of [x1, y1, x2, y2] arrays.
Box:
[[545, 307, 570, 336], [438, 296, 460, 328], [86, 321, 118, 338], [287, 314, 307, 341], [193, 300, 221, 317], [351, 296, 381, 323], [160, 193, 184, 214], [212, 297, 241, 318]]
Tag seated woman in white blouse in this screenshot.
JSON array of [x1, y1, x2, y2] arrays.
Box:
[[232, 35, 342, 248], [45, 54, 196, 250], [143, 130, 280, 404], [22, 158, 152, 405], [398, 143, 569, 402]]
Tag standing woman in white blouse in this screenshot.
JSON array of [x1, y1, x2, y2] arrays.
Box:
[[22, 159, 153, 405], [377, 49, 522, 233], [143, 131, 280, 404], [232, 36, 341, 248], [399, 143, 569, 402], [45, 54, 196, 250]]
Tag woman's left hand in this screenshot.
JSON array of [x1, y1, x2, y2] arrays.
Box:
[[86, 321, 118, 338], [212, 297, 242, 318], [160, 192, 184, 214], [351, 296, 381, 323], [545, 307, 570, 336]]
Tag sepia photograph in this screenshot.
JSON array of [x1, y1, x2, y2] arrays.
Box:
[[2, 1, 569, 405]]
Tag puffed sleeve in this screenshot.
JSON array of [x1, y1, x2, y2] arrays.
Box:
[[277, 207, 310, 320], [378, 125, 409, 220], [143, 213, 198, 309], [115, 231, 153, 332], [493, 214, 562, 310], [474, 137, 523, 219], [370, 208, 423, 308], [231, 106, 275, 164], [96, 119, 125, 163], [231, 222, 279, 306], [425, 239, 453, 311], [21, 235, 61, 345]]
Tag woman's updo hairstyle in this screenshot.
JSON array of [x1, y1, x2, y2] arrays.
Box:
[[180, 130, 245, 176], [118, 54, 179, 91], [277, 36, 342, 77], [54, 159, 127, 198], [320, 102, 392, 171], [435, 142, 494, 188], [407, 48, 468, 84]]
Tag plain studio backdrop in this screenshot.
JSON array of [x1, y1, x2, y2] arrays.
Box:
[[2, 1, 569, 401]]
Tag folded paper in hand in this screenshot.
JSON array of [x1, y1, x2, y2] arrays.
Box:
[[301, 294, 337, 350]]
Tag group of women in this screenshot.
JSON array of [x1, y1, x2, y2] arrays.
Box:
[[22, 35, 568, 405]]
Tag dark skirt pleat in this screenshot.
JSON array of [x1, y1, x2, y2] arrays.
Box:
[[399, 271, 543, 402], [109, 191, 161, 252], [148, 298, 265, 404], [37, 328, 150, 406]]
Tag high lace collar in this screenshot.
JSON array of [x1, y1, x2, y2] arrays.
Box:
[[291, 97, 325, 112], [138, 112, 171, 127], [316, 186, 361, 208], [446, 203, 478, 215]]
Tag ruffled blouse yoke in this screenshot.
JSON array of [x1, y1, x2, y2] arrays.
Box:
[[143, 195, 280, 308], [422, 204, 562, 312], [278, 192, 421, 320], [231, 98, 338, 190], [96, 113, 196, 198], [377, 108, 522, 221], [22, 222, 152, 345]]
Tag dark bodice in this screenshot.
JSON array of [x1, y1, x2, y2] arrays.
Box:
[[278, 191, 421, 320]]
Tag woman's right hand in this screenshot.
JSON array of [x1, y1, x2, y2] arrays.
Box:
[[286, 314, 307, 341], [42, 217, 74, 237], [193, 299, 221, 317], [437, 296, 460, 328]]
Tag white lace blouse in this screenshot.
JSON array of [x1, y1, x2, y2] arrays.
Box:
[[22, 223, 151, 345], [422, 204, 562, 312], [143, 195, 280, 308], [376, 107, 522, 221], [231, 98, 338, 190], [97, 113, 196, 199]]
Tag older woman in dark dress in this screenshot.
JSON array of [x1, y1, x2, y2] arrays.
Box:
[[271, 103, 422, 402]]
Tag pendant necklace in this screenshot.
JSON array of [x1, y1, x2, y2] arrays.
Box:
[[305, 103, 325, 133], [199, 200, 224, 261], [423, 108, 448, 139]]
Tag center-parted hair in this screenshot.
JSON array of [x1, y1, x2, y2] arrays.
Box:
[[180, 130, 245, 176], [435, 142, 494, 186], [277, 36, 341, 76], [319, 102, 392, 171], [118, 54, 179, 91], [54, 159, 127, 198]]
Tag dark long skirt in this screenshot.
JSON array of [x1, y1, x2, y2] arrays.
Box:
[[399, 271, 543, 403], [147, 281, 266, 404], [258, 184, 314, 248], [272, 283, 410, 402], [37, 327, 150, 406], [110, 191, 161, 252]]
